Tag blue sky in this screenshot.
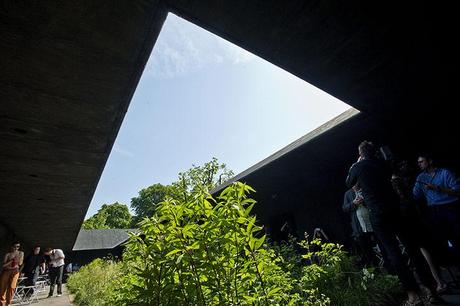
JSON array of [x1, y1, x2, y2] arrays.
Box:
[[86, 13, 350, 217]]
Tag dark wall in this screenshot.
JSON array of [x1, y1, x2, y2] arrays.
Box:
[[70, 246, 124, 267], [228, 110, 460, 246]]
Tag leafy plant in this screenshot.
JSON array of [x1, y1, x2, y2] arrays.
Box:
[[119, 182, 305, 305], [70, 182, 402, 306], [67, 258, 123, 306]]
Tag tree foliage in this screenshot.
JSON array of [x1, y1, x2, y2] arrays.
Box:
[[130, 158, 234, 225], [82, 202, 132, 229], [174, 157, 234, 196], [130, 184, 180, 225]]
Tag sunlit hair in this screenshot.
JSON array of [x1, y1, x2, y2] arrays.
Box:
[[358, 140, 376, 159]]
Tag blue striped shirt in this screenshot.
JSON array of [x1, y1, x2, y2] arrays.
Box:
[[413, 168, 460, 206]]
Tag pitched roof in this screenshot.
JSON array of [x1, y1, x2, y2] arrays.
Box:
[[72, 229, 136, 251]]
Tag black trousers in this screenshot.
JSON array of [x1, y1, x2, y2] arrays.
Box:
[[370, 213, 419, 291], [24, 266, 40, 296], [49, 265, 64, 295], [354, 232, 379, 267], [398, 217, 437, 291], [427, 202, 460, 260], [25, 266, 39, 287]]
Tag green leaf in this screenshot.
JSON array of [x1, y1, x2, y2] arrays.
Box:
[[248, 237, 255, 251], [165, 249, 181, 257], [254, 235, 266, 249]]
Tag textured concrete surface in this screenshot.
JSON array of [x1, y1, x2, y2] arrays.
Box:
[[1, 1, 459, 250], [0, 1, 168, 251], [33, 284, 73, 306]]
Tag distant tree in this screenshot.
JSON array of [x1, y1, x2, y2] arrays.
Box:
[[130, 158, 234, 225], [130, 184, 180, 225], [82, 202, 132, 229], [174, 157, 234, 197]]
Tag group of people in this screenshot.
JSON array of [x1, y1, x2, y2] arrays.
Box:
[[0, 242, 66, 306], [344, 141, 460, 306]]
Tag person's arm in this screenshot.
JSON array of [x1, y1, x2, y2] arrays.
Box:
[[56, 250, 65, 260], [342, 191, 356, 213], [40, 258, 46, 274], [3, 254, 8, 264], [2, 254, 12, 268], [2, 255, 13, 268], [436, 169, 460, 196], [413, 175, 425, 200], [18, 251, 24, 266], [346, 163, 359, 188], [320, 229, 329, 241]]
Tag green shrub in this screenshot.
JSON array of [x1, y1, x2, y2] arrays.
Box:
[[273, 236, 402, 305], [119, 182, 321, 305], [69, 183, 403, 305], [67, 258, 123, 306]]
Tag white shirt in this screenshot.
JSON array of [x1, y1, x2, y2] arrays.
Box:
[[354, 190, 373, 233], [50, 249, 65, 267]]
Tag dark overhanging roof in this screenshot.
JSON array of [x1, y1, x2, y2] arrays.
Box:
[[0, 1, 168, 250], [1, 1, 458, 249]]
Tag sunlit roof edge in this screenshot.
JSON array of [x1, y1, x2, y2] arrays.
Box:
[[212, 107, 360, 194]]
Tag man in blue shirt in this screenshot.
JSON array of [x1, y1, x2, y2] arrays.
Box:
[[413, 154, 460, 257]]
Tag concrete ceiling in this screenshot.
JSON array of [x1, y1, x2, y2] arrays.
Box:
[[1, 1, 458, 250], [0, 1, 168, 250]]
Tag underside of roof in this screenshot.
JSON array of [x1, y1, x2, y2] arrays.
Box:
[[1, 1, 458, 250]]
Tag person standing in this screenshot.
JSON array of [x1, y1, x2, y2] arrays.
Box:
[[342, 186, 378, 267], [0, 242, 24, 306], [44, 248, 65, 297], [22, 246, 45, 295], [413, 154, 460, 256], [346, 141, 440, 306]]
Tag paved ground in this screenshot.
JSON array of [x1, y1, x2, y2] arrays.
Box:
[[436, 289, 460, 305], [29, 285, 460, 306], [434, 267, 460, 305], [33, 284, 73, 306]]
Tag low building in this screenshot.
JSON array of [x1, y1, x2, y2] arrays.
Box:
[[71, 229, 136, 266]]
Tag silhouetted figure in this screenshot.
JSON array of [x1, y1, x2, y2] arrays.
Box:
[[392, 169, 448, 295], [22, 245, 46, 296], [413, 154, 460, 260], [343, 186, 379, 267]]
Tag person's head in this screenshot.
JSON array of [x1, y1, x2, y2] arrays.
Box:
[[11, 241, 20, 252], [33, 246, 40, 255], [358, 141, 376, 159], [44, 248, 53, 256], [417, 154, 434, 171]]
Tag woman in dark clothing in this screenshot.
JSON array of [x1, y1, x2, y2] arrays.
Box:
[[343, 187, 380, 267]]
